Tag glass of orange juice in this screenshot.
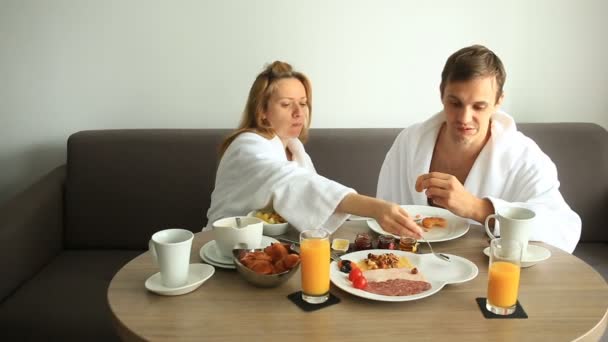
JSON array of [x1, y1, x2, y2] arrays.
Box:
[[300, 229, 330, 304], [486, 238, 524, 315]]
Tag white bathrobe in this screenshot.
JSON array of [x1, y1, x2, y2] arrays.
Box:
[[206, 132, 355, 233], [377, 111, 581, 253]]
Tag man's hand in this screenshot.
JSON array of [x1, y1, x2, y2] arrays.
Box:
[[372, 202, 423, 239], [415, 172, 493, 222]]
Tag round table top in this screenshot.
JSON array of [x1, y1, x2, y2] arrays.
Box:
[[108, 222, 608, 341]]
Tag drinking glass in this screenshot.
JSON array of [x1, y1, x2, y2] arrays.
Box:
[[300, 229, 330, 304], [486, 238, 524, 315]]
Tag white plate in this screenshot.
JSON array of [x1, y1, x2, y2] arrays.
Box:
[[199, 236, 279, 269], [483, 244, 551, 268], [145, 263, 215, 296], [367, 205, 470, 242], [330, 249, 478, 302]]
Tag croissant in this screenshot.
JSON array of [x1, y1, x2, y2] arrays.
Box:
[[264, 243, 289, 262], [241, 244, 300, 275], [249, 260, 274, 274]]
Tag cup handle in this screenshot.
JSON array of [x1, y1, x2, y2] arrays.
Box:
[[484, 214, 498, 240], [148, 240, 158, 265]]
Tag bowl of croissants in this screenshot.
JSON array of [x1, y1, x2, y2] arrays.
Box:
[[232, 242, 301, 288]]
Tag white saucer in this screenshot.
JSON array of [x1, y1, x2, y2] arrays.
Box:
[[203, 240, 234, 264], [483, 244, 551, 268], [199, 236, 279, 269], [145, 263, 215, 296]]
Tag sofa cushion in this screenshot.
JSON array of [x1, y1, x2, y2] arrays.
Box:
[[0, 250, 141, 341], [65, 130, 230, 249], [519, 123, 608, 242]]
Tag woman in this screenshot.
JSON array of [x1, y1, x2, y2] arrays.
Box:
[[206, 61, 422, 238]]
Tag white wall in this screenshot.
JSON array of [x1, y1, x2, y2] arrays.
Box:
[[1, 0, 607, 205]]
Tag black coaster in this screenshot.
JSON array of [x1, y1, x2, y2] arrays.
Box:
[[476, 297, 528, 319], [287, 291, 340, 312]]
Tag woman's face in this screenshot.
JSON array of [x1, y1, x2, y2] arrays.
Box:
[[263, 78, 309, 142]]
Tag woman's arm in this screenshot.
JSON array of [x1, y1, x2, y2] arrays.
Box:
[[336, 193, 423, 238]]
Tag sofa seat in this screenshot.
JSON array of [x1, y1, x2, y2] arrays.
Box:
[[574, 243, 608, 281], [0, 250, 141, 341]]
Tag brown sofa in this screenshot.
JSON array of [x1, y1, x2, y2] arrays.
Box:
[[0, 123, 606, 340]]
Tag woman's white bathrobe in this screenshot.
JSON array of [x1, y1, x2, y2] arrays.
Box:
[[206, 132, 355, 233], [377, 111, 581, 253]]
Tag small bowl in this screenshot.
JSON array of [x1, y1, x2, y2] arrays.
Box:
[[232, 244, 301, 288], [247, 211, 290, 236]]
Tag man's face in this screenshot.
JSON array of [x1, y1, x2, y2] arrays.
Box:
[[441, 76, 503, 146]]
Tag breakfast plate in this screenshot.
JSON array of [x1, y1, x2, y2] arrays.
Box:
[[330, 249, 478, 302], [483, 244, 551, 268], [145, 263, 215, 296], [199, 236, 279, 269], [367, 205, 470, 242]]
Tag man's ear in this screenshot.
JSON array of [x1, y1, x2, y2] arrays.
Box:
[[495, 92, 505, 108]]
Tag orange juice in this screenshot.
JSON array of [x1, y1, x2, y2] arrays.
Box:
[[300, 238, 330, 296], [487, 261, 520, 308]]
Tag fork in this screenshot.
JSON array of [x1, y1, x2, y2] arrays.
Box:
[[419, 236, 450, 262]]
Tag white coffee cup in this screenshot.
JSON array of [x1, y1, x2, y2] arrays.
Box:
[[149, 228, 194, 288], [212, 217, 264, 258], [484, 207, 535, 258]]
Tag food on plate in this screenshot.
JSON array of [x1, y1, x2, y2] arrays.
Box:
[[363, 266, 431, 296], [357, 252, 413, 271], [239, 243, 299, 275], [343, 252, 431, 296], [254, 210, 286, 224], [338, 259, 355, 273], [421, 217, 447, 229]]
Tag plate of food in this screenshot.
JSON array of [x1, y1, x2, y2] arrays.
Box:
[[366, 205, 470, 242], [330, 249, 478, 302]]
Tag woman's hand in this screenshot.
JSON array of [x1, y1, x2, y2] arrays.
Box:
[[371, 201, 423, 239], [337, 194, 423, 238]]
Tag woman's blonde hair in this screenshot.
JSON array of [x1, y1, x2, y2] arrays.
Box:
[[219, 61, 312, 156]]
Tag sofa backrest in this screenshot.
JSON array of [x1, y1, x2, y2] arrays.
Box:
[[66, 129, 230, 249], [65, 123, 607, 249], [518, 123, 608, 242]]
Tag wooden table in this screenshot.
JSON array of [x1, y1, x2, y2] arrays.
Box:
[[108, 222, 608, 341]]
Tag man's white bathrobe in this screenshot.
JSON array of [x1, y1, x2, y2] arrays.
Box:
[[206, 132, 355, 233], [377, 111, 581, 253]]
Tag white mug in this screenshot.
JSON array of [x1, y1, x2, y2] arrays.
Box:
[[212, 217, 263, 258], [149, 228, 194, 288], [485, 207, 535, 258]]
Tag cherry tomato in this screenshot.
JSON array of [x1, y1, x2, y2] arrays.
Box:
[[353, 276, 368, 290], [349, 268, 363, 282]]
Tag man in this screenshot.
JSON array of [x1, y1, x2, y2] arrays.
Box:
[[376, 45, 581, 253]]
